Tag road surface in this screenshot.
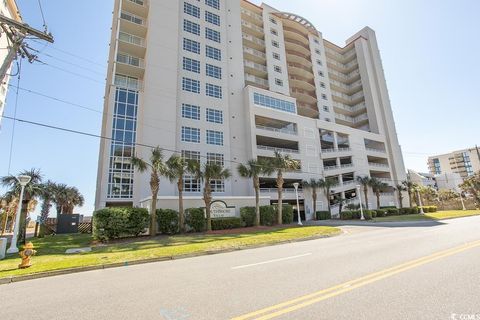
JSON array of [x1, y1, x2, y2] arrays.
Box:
[[1, 216, 479, 320]]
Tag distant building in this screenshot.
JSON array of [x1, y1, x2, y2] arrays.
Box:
[[0, 0, 22, 128], [434, 172, 463, 192], [407, 170, 436, 188], [427, 147, 480, 180]]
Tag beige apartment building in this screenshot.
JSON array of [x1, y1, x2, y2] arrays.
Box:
[[95, 0, 408, 218], [428, 147, 480, 180], [0, 0, 22, 128]]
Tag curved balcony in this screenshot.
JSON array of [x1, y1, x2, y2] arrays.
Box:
[[289, 76, 316, 91], [291, 88, 317, 105], [285, 39, 311, 56], [286, 51, 313, 69], [287, 63, 314, 80], [297, 103, 319, 118], [283, 26, 309, 41]]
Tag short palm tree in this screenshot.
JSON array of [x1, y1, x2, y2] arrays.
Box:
[[62, 187, 85, 214], [191, 162, 231, 231], [271, 151, 300, 224], [370, 178, 389, 209], [52, 183, 68, 214], [395, 184, 406, 208], [38, 180, 56, 237], [356, 176, 372, 209], [131, 147, 167, 236], [165, 154, 192, 233], [319, 178, 336, 214], [402, 180, 417, 208], [302, 179, 322, 219], [237, 159, 273, 226]]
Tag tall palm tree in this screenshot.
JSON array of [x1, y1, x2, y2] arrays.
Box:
[[356, 176, 372, 209], [165, 154, 192, 233], [370, 178, 389, 209], [402, 180, 417, 208], [1, 168, 43, 244], [270, 151, 300, 224], [191, 162, 231, 231], [52, 183, 68, 215], [319, 178, 336, 214], [395, 184, 406, 208], [302, 179, 322, 220], [62, 187, 85, 214], [38, 180, 56, 237], [131, 147, 167, 236], [237, 159, 273, 226]]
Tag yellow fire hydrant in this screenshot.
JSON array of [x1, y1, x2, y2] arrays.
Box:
[[18, 242, 36, 269]]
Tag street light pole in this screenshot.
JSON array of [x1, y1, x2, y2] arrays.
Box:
[[416, 189, 425, 214], [7, 175, 31, 254], [356, 185, 365, 220], [459, 192, 466, 211], [293, 183, 302, 226]]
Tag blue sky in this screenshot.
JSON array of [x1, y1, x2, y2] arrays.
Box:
[[0, 0, 479, 216]]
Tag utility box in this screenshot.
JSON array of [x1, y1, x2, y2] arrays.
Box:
[[0, 238, 7, 260], [57, 214, 80, 234]]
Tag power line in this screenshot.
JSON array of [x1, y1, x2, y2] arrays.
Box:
[[37, 0, 47, 32], [34, 59, 105, 84], [7, 60, 22, 175]]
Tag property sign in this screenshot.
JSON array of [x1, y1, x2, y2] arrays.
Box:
[[209, 200, 236, 218]]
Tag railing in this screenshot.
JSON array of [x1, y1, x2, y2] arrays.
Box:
[[331, 90, 364, 102], [283, 26, 309, 39], [245, 73, 269, 87], [291, 88, 316, 97], [256, 125, 297, 135], [366, 147, 386, 153], [286, 49, 312, 62], [340, 163, 354, 169], [119, 32, 145, 47], [242, 33, 266, 47], [257, 145, 299, 154], [289, 76, 315, 87], [260, 188, 303, 194], [329, 79, 362, 91], [332, 101, 366, 113], [321, 147, 351, 153], [120, 11, 145, 26], [241, 8, 263, 23], [241, 20, 264, 34], [325, 47, 356, 61], [287, 62, 313, 73], [368, 162, 389, 168], [335, 112, 368, 124], [126, 0, 148, 6], [243, 47, 266, 59], [331, 180, 356, 189], [328, 69, 360, 81], [117, 53, 144, 68], [114, 74, 143, 91], [244, 60, 267, 72], [327, 58, 358, 70], [324, 165, 339, 171], [284, 38, 310, 51]]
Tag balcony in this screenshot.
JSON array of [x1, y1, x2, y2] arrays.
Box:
[[241, 8, 263, 26], [114, 74, 143, 91], [242, 33, 265, 51], [331, 89, 364, 104], [332, 101, 366, 115], [287, 63, 314, 80], [328, 69, 361, 84], [283, 26, 309, 41], [243, 47, 266, 64], [327, 57, 358, 73], [257, 145, 299, 154], [289, 76, 316, 91], [366, 147, 387, 154], [120, 11, 147, 37], [325, 47, 356, 63], [335, 113, 369, 125], [122, 0, 148, 18], [321, 147, 351, 154], [369, 162, 389, 168], [296, 103, 319, 119], [260, 188, 303, 199], [245, 73, 269, 89], [241, 20, 264, 38], [244, 60, 267, 77], [116, 52, 145, 78], [290, 88, 317, 105], [255, 116, 298, 136], [118, 32, 146, 57], [285, 39, 311, 57]]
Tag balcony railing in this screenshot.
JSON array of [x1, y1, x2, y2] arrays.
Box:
[[332, 101, 366, 113], [126, 0, 147, 6], [366, 147, 386, 153], [245, 73, 269, 87], [119, 32, 145, 47], [244, 60, 267, 72], [242, 33, 265, 47], [256, 125, 297, 135], [241, 20, 264, 34], [321, 147, 351, 153], [243, 47, 266, 59], [325, 47, 356, 61], [260, 188, 303, 194], [120, 11, 145, 26], [324, 165, 339, 171], [257, 145, 299, 154], [335, 113, 368, 124], [114, 74, 142, 91], [241, 8, 263, 23], [117, 53, 144, 68], [368, 162, 389, 168]]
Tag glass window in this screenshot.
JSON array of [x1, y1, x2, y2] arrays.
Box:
[[270, 28, 278, 36], [206, 83, 222, 98], [184, 19, 200, 36], [183, 57, 200, 73], [210, 179, 225, 192], [206, 130, 223, 145], [182, 77, 200, 93], [184, 175, 201, 192], [253, 92, 296, 114], [183, 38, 200, 54], [206, 63, 222, 79], [207, 152, 224, 166], [206, 45, 221, 60], [273, 52, 280, 60], [182, 104, 200, 120], [182, 150, 201, 163], [205, 11, 220, 26], [182, 126, 200, 143], [206, 27, 221, 43], [272, 40, 279, 48], [206, 108, 223, 123], [274, 66, 282, 73], [205, 0, 219, 10], [269, 17, 277, 24], [184, 2, 200, 18], [275, 78, 283, 86]]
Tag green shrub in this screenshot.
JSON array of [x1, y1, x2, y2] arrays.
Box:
[[371, 210, 377, 218], [240, 207, 256, 227], [387, 208, 399, 216], [340, 210, 358, 220], [375, 209, 387, 217], [398, 208, 409, 215], [363, 210, 374, 220], [211, 217, 243, 230], [316, 211, 331, 220], [156, 209, 179, 234], [352, 210, 361, 219], [429, 206, 437, 212], [260, 205, 275, 226], [93, 207, 149, 241], [185, 208, 205, 232], [411, 207, 420, 214], [281, 204, 294, 224], [380, 206, 397, 209]]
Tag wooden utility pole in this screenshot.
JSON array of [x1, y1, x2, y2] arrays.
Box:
[[0, 14, 54, 81]]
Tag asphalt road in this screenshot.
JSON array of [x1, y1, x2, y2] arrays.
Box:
[[1, 216, 480, 320]]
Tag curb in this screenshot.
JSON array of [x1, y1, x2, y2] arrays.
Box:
[[0, 230, 342, 285]]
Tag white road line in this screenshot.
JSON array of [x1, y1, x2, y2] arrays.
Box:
[[231, 253, 312, 270]]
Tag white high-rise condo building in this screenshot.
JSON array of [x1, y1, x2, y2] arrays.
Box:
[[428, 147, 480, 180], [95, 0, 408, 217]]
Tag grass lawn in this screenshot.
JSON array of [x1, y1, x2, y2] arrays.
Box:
[[373, 210, 480, 222], [0, 226, 340, 279]]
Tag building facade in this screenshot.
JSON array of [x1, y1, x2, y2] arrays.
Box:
[[0, 0, 22, 128], [95, 0, 408, 217], [428, 147, 480, 180]]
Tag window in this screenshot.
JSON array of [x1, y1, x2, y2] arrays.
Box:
[[207, 153, 224, 166], [184, 19, 200, 36], [206, 130, 223, 145], [184, 2, 200, 18], [206, 27, 221, 43], [182, 77, 200, 93], [205, 0, 219, 10], [182, 104, 200, 120], [210, 179, 225, 192], [315, 49, 321, 55], [183, 38, 200, 54], [184, 176, 200, 192], [275, 78, 283, 86], [269, 17, 277, 24], [270, 28, 278, 36], [273, 52, 280, 60], [206, 83, 222, 98], [320, 82, 326, 88], [181, 126, 200, 143], [323, 105, 329, 112], [432, 158, 441, 174], [206, 45, 221, 60], [325, 118, 331, 122], [206, 108, 223, 123], [318, 71, 324, 77], [272, 40, 279, 48], [317, 59, 323, 66], [253, 92, 296, 114], [205, 11, 220, 26], [206, 64, 222, 79], [182, 150, 201, 164], [183, 57, 200, 73], [274, 65, 282, 73], [314, 38, 319, 44], [321, 94, 327, 100]]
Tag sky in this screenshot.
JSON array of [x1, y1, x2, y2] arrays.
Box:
[[0, 0, 479, 217]]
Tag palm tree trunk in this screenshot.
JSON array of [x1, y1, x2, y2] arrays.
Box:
[[276, 172, 283, 225], [363, 186, 369, 209], [204, 181, 212, 231], [376, 192, 381, 209], [150, 188, 158, 236], [178, 179, 185, 233], [254, 177, 260, 227], [398, 191, 403, 208], [407, 191, 412, 208], [312, 190, 317, 220]]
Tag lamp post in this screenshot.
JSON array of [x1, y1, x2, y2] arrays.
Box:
[[7, 175, 31, 254], [356, 185, 365, 220], [416, 189, 425, 214], [459, 192, 466, 211], [293, 182, 302, 226]]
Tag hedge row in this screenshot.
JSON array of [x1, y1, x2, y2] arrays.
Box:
[[93, 207, 149, 241], [338, 205, 439, 221], [316, 211, 331, 220], [240, 205, 294, 226]]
